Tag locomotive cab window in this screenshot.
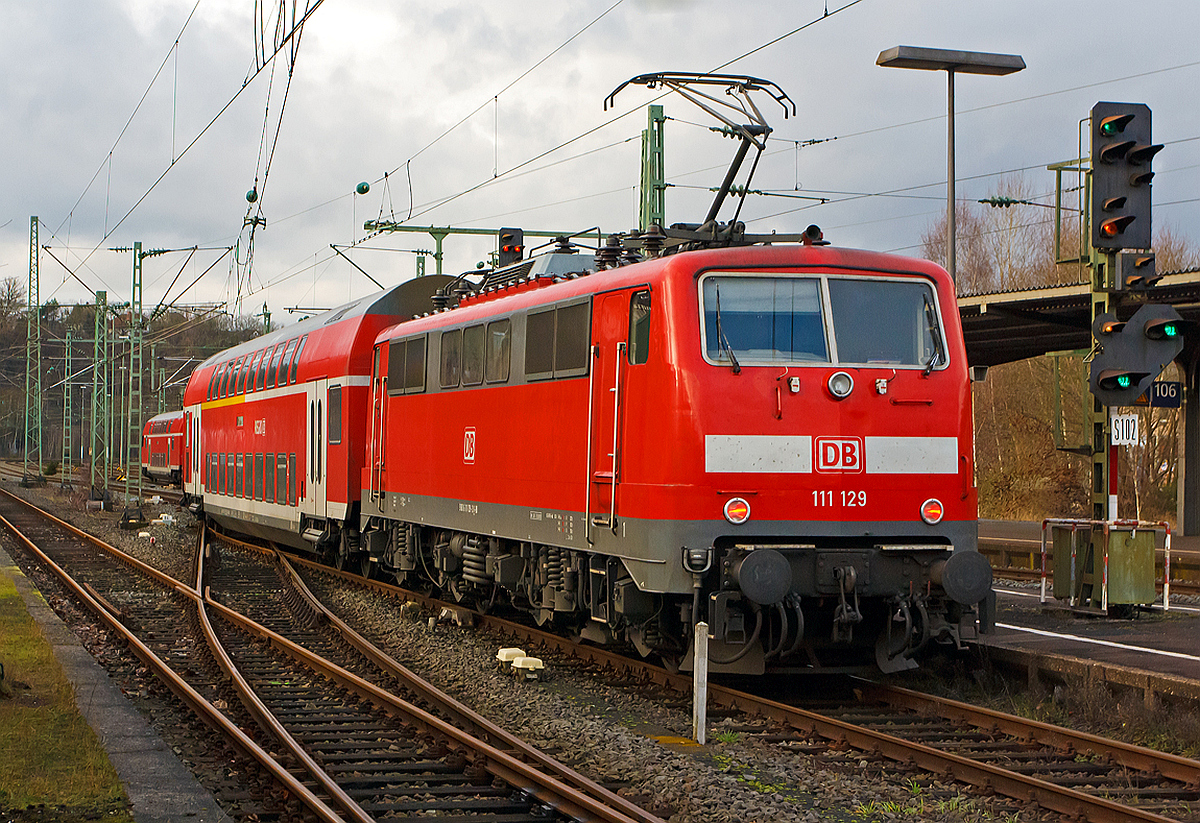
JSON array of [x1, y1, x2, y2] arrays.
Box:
[[699, 273, 947, 370], [628, 290, 651, 365], [828, 278, 945, 368], [701, 276, 828, 365]]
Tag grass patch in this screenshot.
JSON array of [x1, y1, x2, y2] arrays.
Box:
[[0, 566, 133, 820]]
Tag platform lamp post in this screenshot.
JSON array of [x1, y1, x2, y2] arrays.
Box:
[[876, 46, 1025, 284]]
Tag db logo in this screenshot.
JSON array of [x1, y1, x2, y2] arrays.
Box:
[[816, 437, 862, 472], [463, 427, 476, 464]]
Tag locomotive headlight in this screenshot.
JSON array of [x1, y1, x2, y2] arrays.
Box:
[[920, 498, 945, 525], [827, 371, 854, 399], [723, 497, 751, 524]]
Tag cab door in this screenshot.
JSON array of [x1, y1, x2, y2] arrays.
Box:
[[587, 287, 651, 543]]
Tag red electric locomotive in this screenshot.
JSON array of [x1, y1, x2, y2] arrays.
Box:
[[180, 72, 992, 673], [351, 236, 991, 673], [141, 410, 186, 486]]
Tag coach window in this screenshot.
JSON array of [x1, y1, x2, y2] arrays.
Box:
[[485, 320, 512, 383], [207, 365, 219, 400], [247, 351, 262, 392], [288, 454, 297, 505], [266, 453, 275, 503], [256, 346, 271, 390], [277, 454, 287, 505], [290, 335, 307, 383], [255, 453, 263, 500], [217, 453, 225, 494], [227, 454, 236, 495], [268, 344, 285, 386], [328, 385, 342, 445], [440, 329, 462, 388], [462, 324, 485, 386], [218, 362, 230, 398], [279, 338, 298, 385], [628, 290, 651, 365], [234, 356, 246, 394], [236, 454, 244, 498], [244, 453, 253, 498]]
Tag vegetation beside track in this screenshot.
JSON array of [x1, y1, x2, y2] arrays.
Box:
[[0, 558, 133, 822]]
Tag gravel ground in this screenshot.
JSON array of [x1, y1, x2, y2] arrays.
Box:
[[4, 478, 1044, 823]]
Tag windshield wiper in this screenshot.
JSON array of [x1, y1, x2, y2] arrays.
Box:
[[713, 281, 741, 374], [922, 293, 945, 377]]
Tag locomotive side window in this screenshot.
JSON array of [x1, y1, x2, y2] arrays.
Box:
[[701, 276, 828, 365], [461, 325, 485, 386], [404, 336, 426, 392], [525, 310, 556, 378], [827, 278, 944, 368], [440, 330, 462, 389], [628, 290, 651, 365], [291, 335, 307, 383], [556, 302, 590, 374], [485, 320, 511, 383], [525, 302, 590, 380], [328, 385, 342, 445]]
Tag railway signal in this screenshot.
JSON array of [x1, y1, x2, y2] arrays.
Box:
[[498, 228, 524, 266], [1090, 102, 1162, 253], [1089, 304, 1187, 406]]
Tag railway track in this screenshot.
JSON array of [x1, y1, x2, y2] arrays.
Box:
[[0, 487, 660, 823], [277, 553, 1200, 823]]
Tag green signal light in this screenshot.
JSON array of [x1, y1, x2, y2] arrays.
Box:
[[1116, 374, 1132, 389], [1163, 323, 1179, 338]]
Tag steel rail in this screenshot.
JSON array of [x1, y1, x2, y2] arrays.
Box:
[[856, 681, 1200, 787], [200, 586, 651, 823], [195, 528, 375, 823], [274, 550, 665, 823], [280, 555, 1186, 823], [0, 489, 351, 823]]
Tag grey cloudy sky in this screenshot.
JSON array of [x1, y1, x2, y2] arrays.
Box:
[[2, 0, 1197, 320]]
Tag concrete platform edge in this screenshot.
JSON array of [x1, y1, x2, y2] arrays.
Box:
[[1, 545, 231, 823], [982, 641, 1200, 709]]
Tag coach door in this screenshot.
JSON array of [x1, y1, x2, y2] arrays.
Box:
[[587, 287, 650, 544], [308, 378, 328, 515]]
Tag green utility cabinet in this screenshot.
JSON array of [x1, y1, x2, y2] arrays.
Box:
[[1049, 523, 1156, 612]]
